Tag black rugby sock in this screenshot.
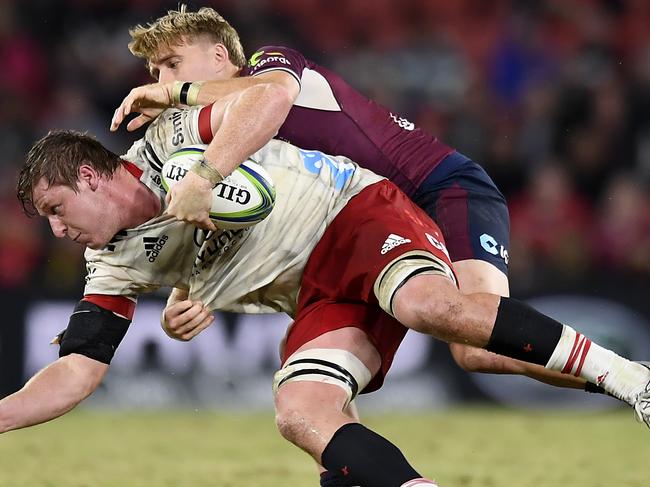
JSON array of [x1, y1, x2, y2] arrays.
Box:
[[486, 297, 564, 365], [321, 423, 422, 487], [320, 470, 356, 487]]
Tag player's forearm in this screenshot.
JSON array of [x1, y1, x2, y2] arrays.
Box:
[[0, 354, 107, 433], [195, 77, 264, 105], [204, 83, 293, 176]]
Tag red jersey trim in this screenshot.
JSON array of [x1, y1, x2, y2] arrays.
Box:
[[122, 160, 143, 179], [198, 104, 214, 143], [83, 294, 136, 320]]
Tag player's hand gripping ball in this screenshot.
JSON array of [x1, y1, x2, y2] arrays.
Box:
[[162, 145, 276, 230]]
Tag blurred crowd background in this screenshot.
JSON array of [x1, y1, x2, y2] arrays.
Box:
[[0, 0, 649, 405]]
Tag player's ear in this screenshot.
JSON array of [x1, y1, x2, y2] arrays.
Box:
[[78, 164, 101, 190], [213, 43, 230, 66]]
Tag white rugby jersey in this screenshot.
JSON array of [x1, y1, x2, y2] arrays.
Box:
[[83, 106, 383, 316]]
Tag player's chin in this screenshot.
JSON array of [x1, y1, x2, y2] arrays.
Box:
[[86, 237, 109, 250]]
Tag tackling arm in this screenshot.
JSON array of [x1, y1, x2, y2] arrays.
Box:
[[111, 71, 299, 133], [164, 78, 295, 230], [201, 76, 295, 177], [194, 71, 299, 109], [0, 354, 107, 433]]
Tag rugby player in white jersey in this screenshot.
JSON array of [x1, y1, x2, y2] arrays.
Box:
[[6, 88, 650, 485]]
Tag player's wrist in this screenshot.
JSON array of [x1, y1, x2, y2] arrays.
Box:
[[190, 157, 225, 188], [171, 81, 204, 106]]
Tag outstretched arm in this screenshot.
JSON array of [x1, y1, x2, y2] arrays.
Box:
[[192, 72, 298, 106], [0, 296, 133, 434], [0, 353, 107, 433]]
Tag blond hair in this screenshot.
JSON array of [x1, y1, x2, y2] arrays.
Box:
[[128, 5, 246, 68]]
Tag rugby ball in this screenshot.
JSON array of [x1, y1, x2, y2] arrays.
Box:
[[161, 145, 275, 230]]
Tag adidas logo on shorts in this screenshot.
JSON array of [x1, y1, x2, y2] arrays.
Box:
[[381, 233, 411, 255], [143, 235, 169, 263]]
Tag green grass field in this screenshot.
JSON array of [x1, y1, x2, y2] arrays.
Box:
[[0, 407, 646, 486]]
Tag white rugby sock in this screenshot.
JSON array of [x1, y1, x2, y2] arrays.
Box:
[[546, 325, 650, 403]]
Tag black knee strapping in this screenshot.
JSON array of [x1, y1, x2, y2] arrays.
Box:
[[321, 423, 421, 487], [486, 297, 563, 365]]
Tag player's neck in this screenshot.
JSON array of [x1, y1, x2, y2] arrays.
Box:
[[223, 62, 240, 79], [111, 165, 162, 228]]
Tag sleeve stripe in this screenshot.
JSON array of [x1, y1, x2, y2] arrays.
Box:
[[83, 294, 136, 320], [198, 104, 214, 143]]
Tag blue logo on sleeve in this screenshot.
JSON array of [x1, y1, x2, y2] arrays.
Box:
[[299, 149, 355, 190]]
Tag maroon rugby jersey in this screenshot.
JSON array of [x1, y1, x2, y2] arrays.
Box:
[[242, 46, 454, 196]]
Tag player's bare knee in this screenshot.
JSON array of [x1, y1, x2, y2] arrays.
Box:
[[274, 383, 342, 447], [274, 397, 311, 445]]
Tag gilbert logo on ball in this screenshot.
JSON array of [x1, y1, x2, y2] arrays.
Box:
[[162, 145, 276, 230]]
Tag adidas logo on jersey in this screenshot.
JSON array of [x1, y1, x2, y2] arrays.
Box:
[[143, 235, 169, 263], [381, 233, 411, 254]]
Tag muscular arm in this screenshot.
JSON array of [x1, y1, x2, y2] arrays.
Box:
[[202, 77, 296, 176], [196, 71, 299, 109], [111, 70, 299, 136], [165, 76, 296, 230], [0, 354, 107, 433]]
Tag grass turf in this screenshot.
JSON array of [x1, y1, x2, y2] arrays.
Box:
[[0, 407, 646, 486]]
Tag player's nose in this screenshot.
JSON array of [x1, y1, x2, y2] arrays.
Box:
[[48, 216, 67, 238]]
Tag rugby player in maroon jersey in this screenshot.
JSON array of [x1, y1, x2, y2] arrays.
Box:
[[111, 5, 587, 394]]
